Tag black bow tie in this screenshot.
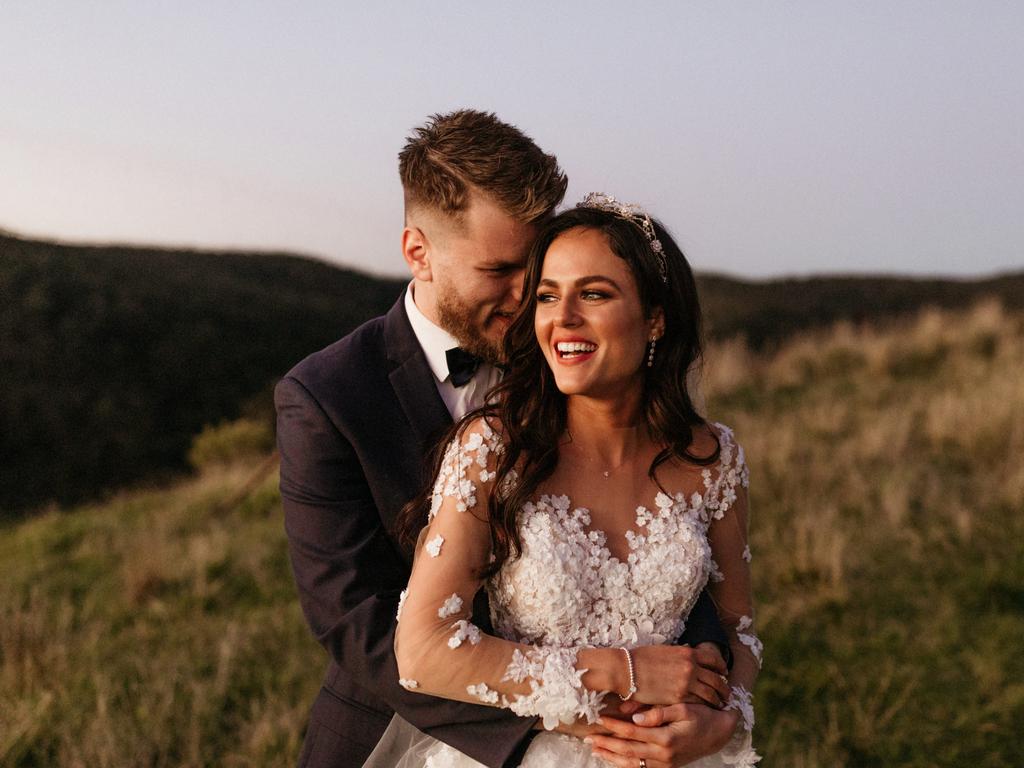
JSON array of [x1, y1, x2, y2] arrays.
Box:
[[445, 347, 482, 387]]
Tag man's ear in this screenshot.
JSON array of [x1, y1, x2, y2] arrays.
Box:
[[649, 306, 666, 340], [402, 226, 432, 281]]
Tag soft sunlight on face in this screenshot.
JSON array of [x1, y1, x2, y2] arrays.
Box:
[[429, 194, 536, 361], [534, 227, 659, 398]]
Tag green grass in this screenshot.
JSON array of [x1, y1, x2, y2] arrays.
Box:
[[0, 466, 321, 767]]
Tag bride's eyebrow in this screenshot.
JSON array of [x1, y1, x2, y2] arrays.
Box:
[[537, 275, 621, 290]]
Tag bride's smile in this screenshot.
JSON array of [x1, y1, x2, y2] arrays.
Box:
[[534, 226, 664, 400]]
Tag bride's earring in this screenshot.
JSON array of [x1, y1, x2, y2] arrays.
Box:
[[647, 336, 657, 368]]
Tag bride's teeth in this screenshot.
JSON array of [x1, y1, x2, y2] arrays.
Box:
[[556, 342, 596, 354]]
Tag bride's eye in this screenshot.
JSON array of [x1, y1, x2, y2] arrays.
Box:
[[536, 292, 558, 303], [581, 290, 608, 301]]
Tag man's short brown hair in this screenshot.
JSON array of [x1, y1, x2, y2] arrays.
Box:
[[399, 109, 567, 225]]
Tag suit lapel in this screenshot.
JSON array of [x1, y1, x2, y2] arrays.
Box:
[[383, 296, 452, 447]]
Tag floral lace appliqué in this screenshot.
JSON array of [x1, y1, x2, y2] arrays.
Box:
[[466, 682, 500, 704], [429, 421, 505, 519], [426, 534, 444, 557], [722, 685, 761, 766], [501, 647, 604, 730], [438, 593, 464, 619], [481, 423, 757, 741], [447, 620, 482, 649], [736, 615, 763, 668]]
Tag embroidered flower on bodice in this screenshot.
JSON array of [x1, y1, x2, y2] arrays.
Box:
[[486, 425, 744, 651]]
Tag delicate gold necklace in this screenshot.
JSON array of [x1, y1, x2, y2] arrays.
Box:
[[564, 429, 641, 478]]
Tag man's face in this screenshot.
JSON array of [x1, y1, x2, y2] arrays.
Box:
[[426, 194, 538, 362]]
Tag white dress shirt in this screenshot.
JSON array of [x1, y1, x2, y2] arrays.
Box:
[[404, 285, 501, 420]]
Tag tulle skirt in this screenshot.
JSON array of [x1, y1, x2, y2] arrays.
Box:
[[362, 714, 753, 768]]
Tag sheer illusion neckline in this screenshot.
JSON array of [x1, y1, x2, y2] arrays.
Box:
[[535, 425, 735, 550], [530, 454, 733, 564], [525, 488, 706, 566]]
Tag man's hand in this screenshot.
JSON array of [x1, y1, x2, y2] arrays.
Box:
[[585, 704, 740, 768], [630, 643, 730, 707], [692, 642, 728, 676]]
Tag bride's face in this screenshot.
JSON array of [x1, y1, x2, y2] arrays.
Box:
[[534, 226, 663, 398]]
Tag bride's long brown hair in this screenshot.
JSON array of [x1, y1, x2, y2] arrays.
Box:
[[395, 206, 719, 576]]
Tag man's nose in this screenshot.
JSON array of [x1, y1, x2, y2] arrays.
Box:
[[508, 269, 526, 305]]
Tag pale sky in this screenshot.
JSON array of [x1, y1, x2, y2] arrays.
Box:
[[2, 1, 1022, 278]]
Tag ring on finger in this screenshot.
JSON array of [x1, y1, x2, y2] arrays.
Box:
[[639, 760, 647, 768]]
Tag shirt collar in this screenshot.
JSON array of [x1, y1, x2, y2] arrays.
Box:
[[404, 283, 461, 383]]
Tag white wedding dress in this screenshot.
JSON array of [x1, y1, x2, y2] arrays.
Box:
[[367, 420, 761, 768]]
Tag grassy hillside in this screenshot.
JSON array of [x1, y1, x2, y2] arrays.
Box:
[[2, 300, 1021, 766], [703, 300, 1024, 765], [0, 463, 316, 766]]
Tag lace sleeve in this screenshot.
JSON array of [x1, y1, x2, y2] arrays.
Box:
[[394, 418, 607, 730], [706, 428, 761, 765]]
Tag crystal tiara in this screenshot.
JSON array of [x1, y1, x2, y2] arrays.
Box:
[[576, 192, 668, 283]]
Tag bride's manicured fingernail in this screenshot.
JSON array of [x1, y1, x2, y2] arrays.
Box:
[[583, 737, 593, 744], [632, 713, 647, 724]]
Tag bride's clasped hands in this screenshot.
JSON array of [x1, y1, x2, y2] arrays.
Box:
[[585, 700, 743, 768], [564, 648, 742, 768]]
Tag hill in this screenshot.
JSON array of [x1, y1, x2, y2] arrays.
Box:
[[1, 233, 405, 512], [697, 271, 1024, 348], [2, 301, 1020, 766], [2, 230, 1020, 512]]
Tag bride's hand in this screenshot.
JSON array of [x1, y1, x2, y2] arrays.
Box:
[[543, 699, 647, 739], [631, 644, 731, 707]]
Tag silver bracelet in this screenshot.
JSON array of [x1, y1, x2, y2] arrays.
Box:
[[618, 647, 637, 701]]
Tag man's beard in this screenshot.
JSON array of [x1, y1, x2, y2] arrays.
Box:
[[436, 291, 503, 363]]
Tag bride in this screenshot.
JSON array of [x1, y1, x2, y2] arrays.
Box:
[[375, 194, 761, 768]]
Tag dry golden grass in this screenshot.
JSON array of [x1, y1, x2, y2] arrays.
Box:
[[706, 299, 1023, 567], [702, 299, 1024, 765]]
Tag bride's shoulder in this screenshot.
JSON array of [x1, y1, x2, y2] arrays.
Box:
[[686, 420, 731, 452], [431, 415, 508, 516], [704, 421, 750, 490], [445, 413, 509, 465], [705, 420, 739, 446], [454, 412, 508, 444], [690, 420, 746, 471]]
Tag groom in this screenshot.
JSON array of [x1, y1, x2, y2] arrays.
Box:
[[276, 109, 738, 768]]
